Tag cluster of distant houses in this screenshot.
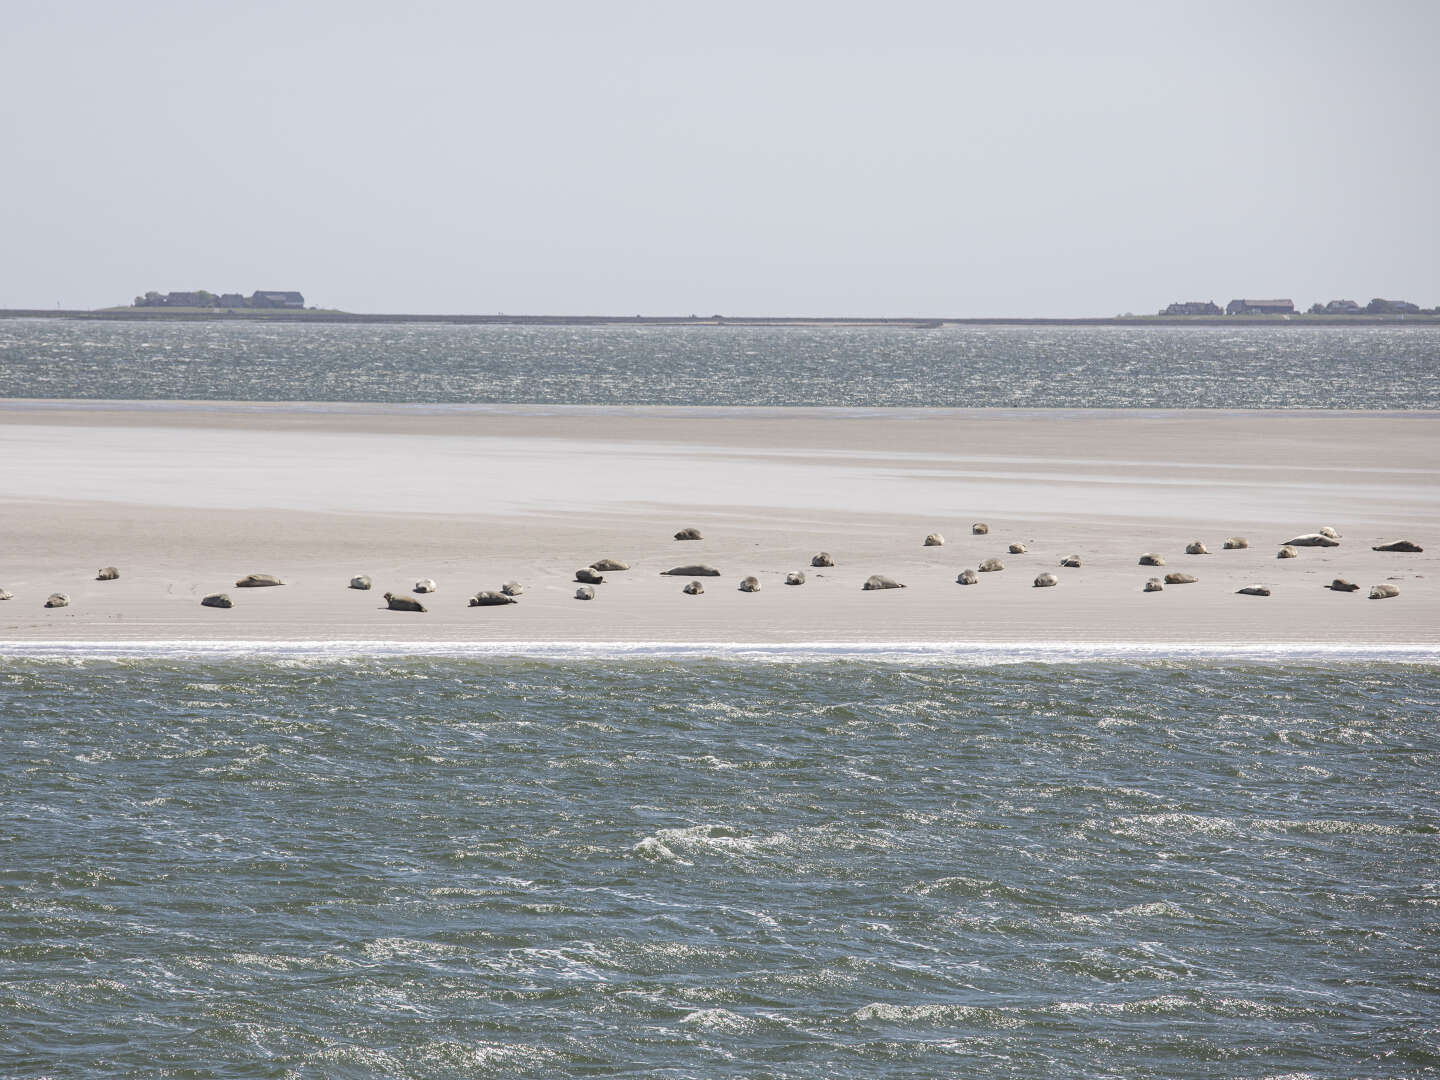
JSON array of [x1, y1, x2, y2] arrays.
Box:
[[132, 290, 306, 310], [1161, 297, 1434, 316]]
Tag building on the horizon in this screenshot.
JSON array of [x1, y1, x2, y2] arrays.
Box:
[[1226, 298, 1295, 315], [133, 290, 305, 309], [1365, 297, 1420, 315], [1308, 299, 1362, 314], [1160, 300, 1222, 316]]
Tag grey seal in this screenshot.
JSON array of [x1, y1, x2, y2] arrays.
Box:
[[811, 552, 835, 567], [1033, 572, 1058, 588], [739, 576, 762, 592], [924, 533, 945, 547], [95, 566, 119, 580], [674, 527, 703, 541], [413, 578, 437, 593], [590, 558, 631, 572], [575, 568, 605, 585], [1223, 537, 1249, 549], [1320, 526, 1341, 539], [1059, 555, 1081, 568], [682, 580, 705, 595], [956, 569, 978, 585], [1373, 540, 1423, 552], [971, 522, 989, 535], [785, 571, 806, 585], [1369, 583, 1400, 599], [1285, 533, 1339, 547], [0, 588, 12, 600], [1327, 578, 1361, 592], [469, 591, 517, 606], [661, 564, 721, 576], [236, 573, 284, 587], [1008, 543, 1028, 555], [1143, 578, 1164, 592], [44, 593, 70, 608], [575, 585, 596, 600], [1236, 585, 1271, 596], [1163, 572, 1197, 584], [384, 592, 426, 612], [349, 575, 372, 590], [1276, 546, 1298, 559], [200, 592, 232, 608], [862, 574, 906, 590], [1138, 553, 1165, 566], [501, 581, 525, 596], [1184, 541, 1210, 555], [978, 558, 1005, 572]]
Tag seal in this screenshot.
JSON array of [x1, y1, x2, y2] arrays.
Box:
[[1369, 583, 1400, 599], [682, 580, 704, 595], [1059, 555, 1081, 568], [978, 558, 1005, 572], [575, 585, 596, 600], [1276, 546, 1298, 559], [0, 588, 12, 600], [1163, 572, 1197, 584], [1223, 537, 1249, 549], [590, 558, 631, 571], [1372, 540, 1423, 553], [1138, 553, 1164, 566], [44, 593, 69, 608], [811, 552, 835, 567], [674, 527, 703, 541], [384, 592, 426, 612], [1143, 578, 1164, 592], [1009, 543, 1028, 555], [574, 568, 605, 585], [739, 576, 762, 592], [95, 566, 119, 580], [501, 581, 525, 596], [1185, 541, 1210, 555], [785, 571, 806, 585], [1327, 578, 1361, 592], [200, 592, 233, 608], [1285, 533, 1339, 547], [235, 573, 284, 587], [956, 569, 978, 585], [1236, 585, 1271, 596], [862, 574, 906, 590], [661, 565, 721, 576], [924, 533, 945, 547], [469, 591, 516, 606], [971, 523, 989, 535], [1033, 572, 1058, 588], [413, 578, 438, 593], [1320, 526, 1341, 539], [349, 575, 372, 590]]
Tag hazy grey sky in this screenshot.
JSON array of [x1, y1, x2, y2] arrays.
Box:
[[3, 0, 1437, 316]]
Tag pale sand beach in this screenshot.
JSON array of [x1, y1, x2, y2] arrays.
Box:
[[0, 401, 1435, 646]]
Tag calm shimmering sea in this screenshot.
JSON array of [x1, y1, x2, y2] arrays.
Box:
[[3, 656, 1438, 1078]]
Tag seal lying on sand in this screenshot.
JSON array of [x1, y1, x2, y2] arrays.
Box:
[[413, 578, 437, 593], [501, 581, 524, 596], [96, 566, 119, 580], [1144, 578, 1164, 592], [1276, 546, 1298, 559], [661, 564, 721, 576], [469, 591, 517, 606], [862, 574, 905, 590], [956, 569, 978, 585], [1369, 583, 1400, 599], [971, 523, 989, 535], [1373, 540, 1423, 552], [0, 588, 12, 600], [1009, 543, 1028, 555], [978, 558, 1004, 572], [384, 592, 426, 612], [674, 527, 703, 541], [201, 592, 232, 608], [811, 552, 835, 567], [1223, 537, 1249, 549], [1320, 526, 1341, 539], [44, 593, 69, 608], [575, 568, 604, 585], [1033, 572, 1058, 588], [350, 575, 372, 590], [739, 576, 762, 592], [590, 558, 630, 571], [785, 571, 806, 585], [1327, 578, 1361, 592], [1285, 533, 1339, 547], [1237, 585, 1271, 596], [924, 533, 945, 547], [682, 580, 704, 595], [236, 573, 284, 587], [575, 585, 595, 600], [1059, 555, 1081, 568], [1138, 553, 1165, 566], [1164, 572, 1197, 584], [1185, 541, 1210, 555]]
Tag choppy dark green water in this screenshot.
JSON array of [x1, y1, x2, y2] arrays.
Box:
[[3, 321, 1439, 408], [3, 657, 1437, 1078]]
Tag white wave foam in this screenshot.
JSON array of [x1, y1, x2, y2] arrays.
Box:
[[1, 639, 1437, 664]]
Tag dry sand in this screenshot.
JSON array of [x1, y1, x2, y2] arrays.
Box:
[[0, 401, 1436, 648]]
